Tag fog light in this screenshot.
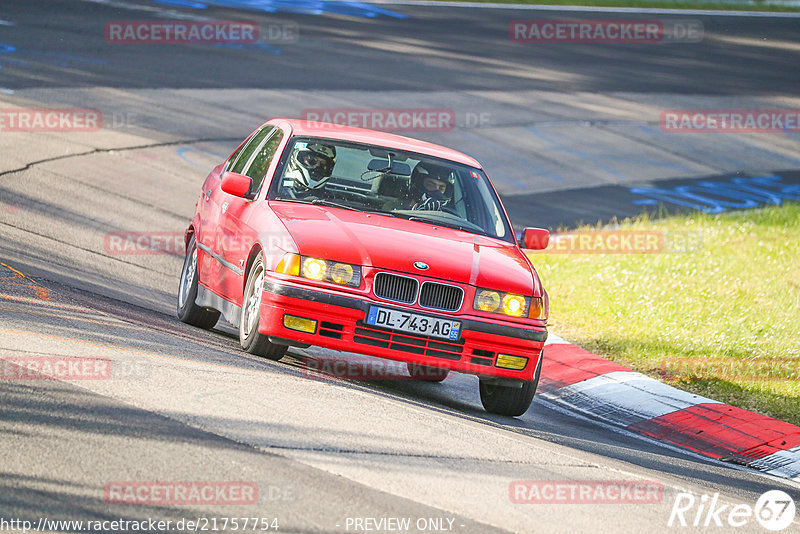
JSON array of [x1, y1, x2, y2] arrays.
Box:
[[496, 354, 528, 370], [283, 315, 317, 334]]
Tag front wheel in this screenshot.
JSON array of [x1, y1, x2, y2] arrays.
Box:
[[177, 235, 220, 329], [479, 353, 542, 417], [239, 254, 287, 361]]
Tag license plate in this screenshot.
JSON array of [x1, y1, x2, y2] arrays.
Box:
[[366, 306, 461, 341]]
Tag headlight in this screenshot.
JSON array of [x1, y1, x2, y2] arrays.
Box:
[[302, 257, 327, 281], [474, 289, 530, 318], [297, 256, 361, 287], [475, 290, 501, 312], [330, 263, 355, 285], [502, 294, 527, 317]]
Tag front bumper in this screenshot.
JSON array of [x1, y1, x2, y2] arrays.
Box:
[[259, 278, 546, 381]]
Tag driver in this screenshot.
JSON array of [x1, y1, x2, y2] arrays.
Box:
[[410, 162, 455, 212], [285, 142, 337, 195]]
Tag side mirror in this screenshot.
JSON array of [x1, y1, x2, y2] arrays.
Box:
[[521, 227, 549, 250], [221, 171, 253, 198]]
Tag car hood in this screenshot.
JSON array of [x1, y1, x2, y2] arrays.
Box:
[[270, 202, 541, 296]]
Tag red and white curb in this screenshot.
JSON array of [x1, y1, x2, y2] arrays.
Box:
[[540, 334, 800, 482]]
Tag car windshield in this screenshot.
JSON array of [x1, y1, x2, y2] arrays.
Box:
[[272, 138, 513, 241]]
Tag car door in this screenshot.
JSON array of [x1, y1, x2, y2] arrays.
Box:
[[217, 126, 285, 305], [196, 127, 268, 298]]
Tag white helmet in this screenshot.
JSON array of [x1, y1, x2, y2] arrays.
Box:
[[290, 142, 336, 190]]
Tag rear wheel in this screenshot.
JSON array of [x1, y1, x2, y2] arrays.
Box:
[[239, 254, 287, 361], [479, 353, 543, 417], [177, 235, 220, 329], [407, 363, 450, 382]]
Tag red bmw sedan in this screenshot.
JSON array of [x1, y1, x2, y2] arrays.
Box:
[[178, 119, 550, 416]]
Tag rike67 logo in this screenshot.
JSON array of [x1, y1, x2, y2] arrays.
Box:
[[669, 490, 796, 531]]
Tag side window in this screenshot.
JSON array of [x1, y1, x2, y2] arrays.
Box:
[[224, 131, 255, 173], [243, 129, 285, 194], [229, 126, 274, 175]]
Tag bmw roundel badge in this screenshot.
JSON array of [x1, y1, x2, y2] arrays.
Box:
[[413, 261, 429, 270]]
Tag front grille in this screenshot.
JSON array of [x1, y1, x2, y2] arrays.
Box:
[[373, 272, 418, 304], [319, 321, 344, 340], [353, 322, 464, 361], [419, 282, 463, 312], [470, 348, 495, 366]]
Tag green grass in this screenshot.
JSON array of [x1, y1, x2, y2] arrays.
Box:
[[427, 0, 800, 12], [528, 202, 800, 426]]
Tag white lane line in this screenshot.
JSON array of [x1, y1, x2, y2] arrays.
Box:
[[545, 370, 719, 426], [0, 20, 16, 26], [370, 0, 800, 17]]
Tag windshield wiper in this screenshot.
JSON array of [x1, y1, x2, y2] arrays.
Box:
[[310, 199, 362, 212], [407, 216, 489, 236], [279, 198, 362, 212]]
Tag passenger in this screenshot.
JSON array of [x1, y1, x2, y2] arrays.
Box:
[[409, 162, 455, 212]]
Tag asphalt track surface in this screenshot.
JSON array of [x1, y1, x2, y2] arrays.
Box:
[[1, 1, 799, 532]]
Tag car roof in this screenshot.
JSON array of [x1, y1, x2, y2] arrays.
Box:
[[267, 118, 482, 168]]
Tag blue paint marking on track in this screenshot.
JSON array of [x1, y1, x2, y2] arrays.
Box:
[[154, 0, 208, 8], [19, 50, 108, 65], [630, 174, 800, 214], [214, 42, 282, 54], [0, 42, 15, 71], [178, 147, 227, 168], [0, 41, 108, 71], [150, 0, 406, 18]]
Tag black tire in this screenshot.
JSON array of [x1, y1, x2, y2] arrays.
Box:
[[177, 235, 220, 329], [407, 363, 450, 382], [479, 353, 543, 417], [239, 253, 287, 361]]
